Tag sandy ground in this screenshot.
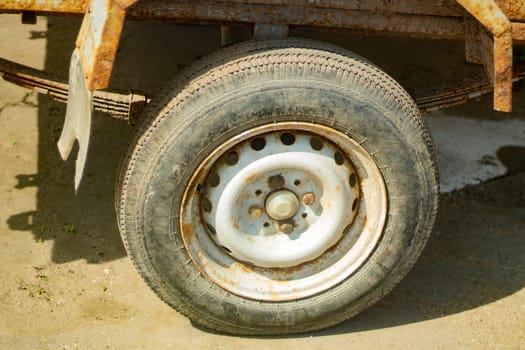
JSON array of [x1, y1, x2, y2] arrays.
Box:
[[0, 14, 524, 350]]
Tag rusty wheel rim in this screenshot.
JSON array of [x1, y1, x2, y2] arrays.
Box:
[[180, 122, 387, 301]]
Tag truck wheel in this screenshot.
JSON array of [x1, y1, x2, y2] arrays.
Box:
[[117, 39, 439, 335]]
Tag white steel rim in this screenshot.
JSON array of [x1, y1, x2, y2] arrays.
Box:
[[180, 122, 387, 301]]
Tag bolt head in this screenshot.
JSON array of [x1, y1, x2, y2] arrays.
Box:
[[249, 206, 263, 219], [279, 223, 294, 234], [302, 192, 315, 205]]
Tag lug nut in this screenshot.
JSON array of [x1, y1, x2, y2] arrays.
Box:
[[279, 223, 294, 234], [249, 206, 263, 219], [302, 192, 315, 205]]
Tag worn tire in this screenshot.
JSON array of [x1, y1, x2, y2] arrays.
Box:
[[117, 39, 439, 335]]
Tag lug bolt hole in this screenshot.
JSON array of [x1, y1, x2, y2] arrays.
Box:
[[263, 222, 270, 228], [334, 151, 344, 165], [206, 222, 216, 235], [196, 183, 205, 193], [280, 133, 295, 145], [226, 151, 239, 165], [255, 189, 262, 196], [208, 172, 220, 187], [310, 137, 323, 151], [202, 197, 213, 212], [251, 137, 266, 151], [302, 213, 308, 218], [294, 179, 301, 186], [349, 173, 357, 187]]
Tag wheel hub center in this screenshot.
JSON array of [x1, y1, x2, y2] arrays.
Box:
[[265, 190, 299, 221]]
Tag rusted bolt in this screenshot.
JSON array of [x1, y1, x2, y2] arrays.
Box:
[[249, 206, 263, 219], [302, 192, 315, 205], [279, 223, 294, 234]]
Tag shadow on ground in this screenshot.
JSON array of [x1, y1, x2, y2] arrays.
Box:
[[6, 17, 128, 264], [6, 17, 220, 264], [323, 172, 525, 334], [5, 17, 525, 331]]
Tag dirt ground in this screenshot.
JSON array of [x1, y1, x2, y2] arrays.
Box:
[[0, 14, 524, 350]]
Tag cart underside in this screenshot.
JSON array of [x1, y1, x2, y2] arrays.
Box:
[[1, 0, 525, 110], [1, 0, 525, 187]]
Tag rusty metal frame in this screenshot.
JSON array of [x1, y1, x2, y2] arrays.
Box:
[[2, 1, 523, 110], [0, 1, 468, 40], [0, 0, 88, 14], [0, 1, 524, 110], [0, 0, 464, 18], [514, 22, 525, 40], [1, 0, 525, 188], [76, 0, 138, 90], [496, 0, 525, 21], [457, 0, 513, 111], [56, 0, 138, 190]]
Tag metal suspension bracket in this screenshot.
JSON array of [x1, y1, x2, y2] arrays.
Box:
[[57, 0, 138, 191], [458, 0, 525, 112], [0, 58, 148, 121]]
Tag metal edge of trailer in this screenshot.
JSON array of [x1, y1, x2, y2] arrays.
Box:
[[1, 0, 525, 188]]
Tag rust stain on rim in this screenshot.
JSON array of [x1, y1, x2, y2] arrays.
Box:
[[181, 223, 195, 242], [244, 173, 258, 183], [179, 122, 386, 301]]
